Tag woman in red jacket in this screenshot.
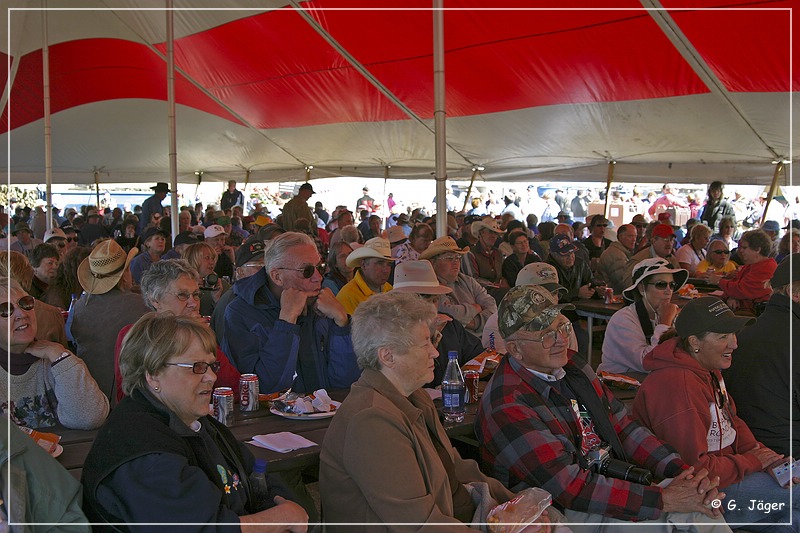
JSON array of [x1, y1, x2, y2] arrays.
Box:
[[113, 259, 240, 404], [633, 297, 799, 531], [708, 229, 777, 313]]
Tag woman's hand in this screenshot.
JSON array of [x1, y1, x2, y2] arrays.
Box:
[[657, 300, 679, 326], [24, 340, 68, 363], [239, 496, 308, 532]]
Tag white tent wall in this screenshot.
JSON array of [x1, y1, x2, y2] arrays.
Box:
[[3, 2, 796, 188]]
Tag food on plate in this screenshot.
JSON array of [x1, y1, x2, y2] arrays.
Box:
[[597, 370, 641, 390], [271, 389, 337, 415], [677, 283, 700, 299], [487, 487, 556, 533]]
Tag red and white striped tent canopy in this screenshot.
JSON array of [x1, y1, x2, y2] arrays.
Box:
[[2, 0, 797, 186]]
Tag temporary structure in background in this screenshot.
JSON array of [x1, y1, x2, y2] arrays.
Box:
[[2, 0, 798, 188]]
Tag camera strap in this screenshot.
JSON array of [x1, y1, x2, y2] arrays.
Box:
[[564, 365, 628, 463]]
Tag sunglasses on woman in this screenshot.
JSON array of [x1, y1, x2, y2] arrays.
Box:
[[164, 361, 221, 374], [0, 295, 36, 318], [277, 264, 325, 278], [646, 281, 679, 291], [711, 250, 731, 255]]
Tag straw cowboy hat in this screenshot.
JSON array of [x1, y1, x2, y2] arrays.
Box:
[[391, 260, 452, 295], [419, 236, 469, 261], [386, 225, 407, 245], [77, 239, 138, 295], [471, 217, 504, 237], [345, 237, 397, 268]]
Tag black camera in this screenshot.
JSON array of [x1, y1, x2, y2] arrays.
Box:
[[585, 446, 653, 486], [200, 273, 218, 291]]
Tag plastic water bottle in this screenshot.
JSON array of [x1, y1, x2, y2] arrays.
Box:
[[248, 458, 270, 512], [442, 351, 466, 423]]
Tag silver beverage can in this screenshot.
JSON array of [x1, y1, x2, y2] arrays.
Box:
[[604, 287, 614, 305], [212, 387, 235, 426], [239, 374, 260, 412]]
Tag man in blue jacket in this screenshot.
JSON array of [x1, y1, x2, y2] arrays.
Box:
[[222, 231, 360, 394]]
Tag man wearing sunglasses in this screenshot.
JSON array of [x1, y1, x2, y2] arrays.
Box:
[[477, 285, 729, 531], [223, 232, 359, 396], [623, 223, 681, 290]]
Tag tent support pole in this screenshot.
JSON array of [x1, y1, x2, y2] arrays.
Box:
[[603, 160, 615, 219], [166, 0, 179, 243], [244, 169, 251, 210], [462, 168, 480, 213], [42, 2, 53, 231], [433, 0, 447, 238], [760, 162, 784, 227], [383, 166, 390, 223], [94, 170, 100, 209]]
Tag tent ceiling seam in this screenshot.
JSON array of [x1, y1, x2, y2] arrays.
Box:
[[642, 0, 781, 160], [94, 2, 310, 172], [288, 1, 476, 169]]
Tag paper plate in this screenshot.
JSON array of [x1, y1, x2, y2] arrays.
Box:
[[51, 444, 64, 458], [269, 401, 341, 420]]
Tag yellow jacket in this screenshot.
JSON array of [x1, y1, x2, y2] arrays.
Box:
[[336, 270, 392, 315]]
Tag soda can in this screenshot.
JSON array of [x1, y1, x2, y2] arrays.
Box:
[[464, 370, 480, 404], [212, 387, 235, 426], [604, 287, 614, 305], [239, 374, 260, 412]]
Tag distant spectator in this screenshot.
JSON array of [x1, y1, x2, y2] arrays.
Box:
[[9, 222, 41, 260], [393, 222, 433, 264], [28, 243, 60, 300], [501, 229, 541, 287], [675, 223, 712, 276], [129, 227, 167, 285], [42, 246, 91, 310], [219, 179, 244, 211], [699, 181, 735, 233], [337, 238, 395, 315], [695, 239, 738, 278], [138, 182, 170, 235], [776, 228, 800, 263], [597, 223, 636, 294]]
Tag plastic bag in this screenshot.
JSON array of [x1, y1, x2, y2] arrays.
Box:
[[487, 487, 560, 533]]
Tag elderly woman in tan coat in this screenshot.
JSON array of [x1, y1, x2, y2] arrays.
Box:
[[319, 291, 514, 531]]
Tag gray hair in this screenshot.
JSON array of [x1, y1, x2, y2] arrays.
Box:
[[263, 232, 316, 274], [339, 225, 361, 244], [351, 291, 436, 370], [690, 223, 712, 241], [119, 312, 217, 396], [140, 259, 199, 310]]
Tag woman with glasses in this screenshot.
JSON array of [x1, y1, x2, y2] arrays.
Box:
[[0, 278, 108, 430], [598, 258, 687, 374], [634, 297, 799, 531], [709, 229, 777, 313], [582, 215, 613, 271], [695, 239, 738, 278], [82, 312, 308, 531], [112, 259, 240, 404], [712, 215, 737, 249]]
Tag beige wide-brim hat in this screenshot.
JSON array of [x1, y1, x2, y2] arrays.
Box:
[[392, 260, 452, 295], [419, 236, 469, 261], [77, 240, 138, 295], [345, 237, 396, 268], [471, 217, 504, 237]]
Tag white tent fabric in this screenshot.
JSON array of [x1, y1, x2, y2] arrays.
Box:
[[2, 1, 797, 186]]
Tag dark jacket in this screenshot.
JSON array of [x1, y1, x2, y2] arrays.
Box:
[[724, 293, 800, 456], [547, 256, 593, 303], [699, 199, 735, 233], [82, 389, 291, 531], [428, 316, 484, 388], [222, 268, 360, 394]]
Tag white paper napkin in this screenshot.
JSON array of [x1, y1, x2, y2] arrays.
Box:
[[247, 432, 318, 453]]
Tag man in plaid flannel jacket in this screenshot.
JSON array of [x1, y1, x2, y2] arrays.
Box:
[[476, 285, 731, 532]]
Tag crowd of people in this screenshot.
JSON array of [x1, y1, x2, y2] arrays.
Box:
[[1, 178, 798, 532]]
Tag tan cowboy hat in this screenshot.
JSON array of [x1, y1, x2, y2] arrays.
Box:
[[345, 237, 397, 268], [419, 236, 469, 261], [471, 216, 504, 237], [77, 240, 138, 295], [392, 261, 452, 295], [386, 225, 407, 245]]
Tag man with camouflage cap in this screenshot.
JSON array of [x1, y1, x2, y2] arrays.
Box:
[[476, 285, 730, 532]]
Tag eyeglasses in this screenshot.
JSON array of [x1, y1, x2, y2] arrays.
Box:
[[437, 254, 462, 263], [242, 263, 264, 269], [278, 264, 325, 278], [646, 281, 679, 291], [711, 250, 731, 255], [516, 322, 573, 349], [53, 241, 66, 249], [164, 361, 221, 374], [170, 291, 202, 301], [65, 237, 78, 243], [594, 223, 609, 228], [634, 223, 647, 229], [1, 295, 36, 318]]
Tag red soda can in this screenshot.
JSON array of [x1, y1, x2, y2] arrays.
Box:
[[464, 370, 480, 404], [604, 287, 614, 305], [239, 374, 260, 412], [212, 387, 235, 426]]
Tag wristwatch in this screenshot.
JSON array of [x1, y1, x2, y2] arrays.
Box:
[[52, 351, 72, 365]]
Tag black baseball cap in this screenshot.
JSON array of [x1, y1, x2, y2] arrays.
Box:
[[675, 297, 754, 339], [235, 236, 266, 267]]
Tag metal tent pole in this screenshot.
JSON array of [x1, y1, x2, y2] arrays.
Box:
[[166, 0, 178, 242], [42, 1, 52, 230], [433, 0, 447, 237]]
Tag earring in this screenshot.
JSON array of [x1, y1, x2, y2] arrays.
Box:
[[153, 386, 160, 392], [694, 349, 699, 353]]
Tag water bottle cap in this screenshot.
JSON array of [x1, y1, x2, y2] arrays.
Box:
[[447, 350, 458, 359], [253, 458, 267, 473]]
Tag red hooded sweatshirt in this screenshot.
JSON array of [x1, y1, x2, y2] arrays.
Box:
[[632, 336, 763, 489]]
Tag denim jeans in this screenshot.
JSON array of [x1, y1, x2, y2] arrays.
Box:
[[722, 471, 799, 532]]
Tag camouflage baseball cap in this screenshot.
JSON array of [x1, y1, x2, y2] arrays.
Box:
[[498, 285, 575, 339]]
